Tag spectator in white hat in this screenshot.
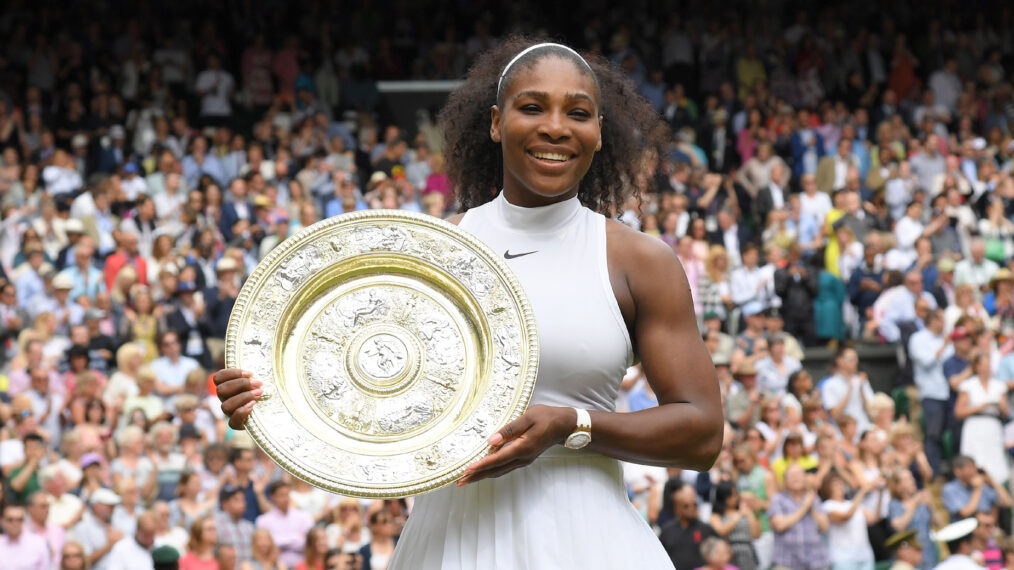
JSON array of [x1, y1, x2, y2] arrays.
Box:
[[71, 487, 124, 570]]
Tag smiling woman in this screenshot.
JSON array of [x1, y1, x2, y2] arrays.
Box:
[[441, 37, 669, 214], [213, 36, 722, 570]]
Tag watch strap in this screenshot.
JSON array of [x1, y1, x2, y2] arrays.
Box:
[[572, 407, 592, 432]]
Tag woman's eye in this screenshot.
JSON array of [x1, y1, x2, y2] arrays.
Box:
[[520, 105, 541, 113], [570, 109, 592, 119]]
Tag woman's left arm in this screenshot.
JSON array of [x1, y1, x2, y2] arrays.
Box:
[[460, 229, 723, 485]]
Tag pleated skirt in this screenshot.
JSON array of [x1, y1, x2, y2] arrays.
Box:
[[389, 447, 675, 570]]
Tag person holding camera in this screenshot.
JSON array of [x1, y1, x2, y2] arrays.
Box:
[[941, 455, 1013, 523]]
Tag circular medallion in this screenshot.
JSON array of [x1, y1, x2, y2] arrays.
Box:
[[225, 210, 539, 498]]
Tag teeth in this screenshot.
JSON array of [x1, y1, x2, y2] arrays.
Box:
[[531, 152, 570, 162]]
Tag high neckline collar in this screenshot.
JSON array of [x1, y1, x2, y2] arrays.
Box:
[[494, 191, 581, 233]]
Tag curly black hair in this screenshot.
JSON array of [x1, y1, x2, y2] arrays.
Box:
[[439, 35, 670, 215]]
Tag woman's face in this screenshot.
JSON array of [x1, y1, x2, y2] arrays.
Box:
[[185, 474, 201, 496], [975, 356, 991, 378], [726, 488, 739, 509], [86, 400, 104, 423], [762, 403, 780, 423], [202, 519, 217, 545], [830, 477, 846, 500], [691, 219, 706, 239], [492, 55, 602, 206]]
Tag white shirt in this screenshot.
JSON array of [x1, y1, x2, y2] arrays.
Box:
[[833, 157, 850, 189], [120, 175, 148, 202], [821, 373, 875, 435], [769, 183, 785, 210], [730, 265, 772, 309], [954, 258, 999, 291], [933, 553, 985, 570], [800, 191, 832, 225], [908, 329, 953, 401], [194, 70, 234, 117], [42, 166, 83, 197], [105, 537, 153, 570], [723, 226, 741, 266], [823, 499, 875, 563], [894, 216, 924, 253]]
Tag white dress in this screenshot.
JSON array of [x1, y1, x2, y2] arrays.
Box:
[[958, 376, 1010, 483], [389, 193, 674, 569]]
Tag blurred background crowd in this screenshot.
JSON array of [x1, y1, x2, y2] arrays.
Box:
[[3, 0, 1014, 569]]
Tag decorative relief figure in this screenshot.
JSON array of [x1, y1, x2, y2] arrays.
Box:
[[275, 246, 323, 291]]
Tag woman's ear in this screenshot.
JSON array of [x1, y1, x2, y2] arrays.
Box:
[[490, 105, 502, 143]]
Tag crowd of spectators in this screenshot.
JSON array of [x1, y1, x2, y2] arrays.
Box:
[[2, 1, 1014, 569]]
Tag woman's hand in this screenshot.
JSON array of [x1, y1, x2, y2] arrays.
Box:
[[212, 369, 263, 430], [457, 405, 573, 486]]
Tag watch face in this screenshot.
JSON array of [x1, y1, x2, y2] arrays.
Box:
[[567, 433, 591, 449]]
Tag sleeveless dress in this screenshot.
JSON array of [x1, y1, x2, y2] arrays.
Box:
[[389, 192, 674, 569]]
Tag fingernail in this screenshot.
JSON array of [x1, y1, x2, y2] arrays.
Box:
[[251, 389, 263, 398], [250, 379, 262, 388], [243, 370, 253, 377], [488, 433, 503, 446]]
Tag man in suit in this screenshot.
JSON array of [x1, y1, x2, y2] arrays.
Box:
[[708, 207, 755, 267], [816, 137, 860, 193], [755, 162, 789, 228], [700, 108, 737, 173], [203, 257, 240, 364], [219, 177, 253, 242], [164, 281, 212, 369]]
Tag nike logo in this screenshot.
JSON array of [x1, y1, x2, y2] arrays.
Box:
[[504, 250, 538, 259]]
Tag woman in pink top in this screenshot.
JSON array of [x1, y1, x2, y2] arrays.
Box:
[[179, 514, 218, 570]]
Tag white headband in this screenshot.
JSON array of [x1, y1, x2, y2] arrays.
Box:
[[496, 43, 593, 100]]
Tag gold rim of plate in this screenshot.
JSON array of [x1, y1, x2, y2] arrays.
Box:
[[225, 209, 539, 498]]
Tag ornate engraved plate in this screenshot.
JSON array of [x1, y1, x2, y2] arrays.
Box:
[[225, 210, 539, 498]]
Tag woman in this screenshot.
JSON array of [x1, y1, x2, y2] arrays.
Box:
[[820, 472, 876, 570], [148, 234, 179, 294], [731, 442, 775, 570], [886, 423, 933, 490], [781, 369, 816, 421], [110, 425, 158, 501], [887, 469, 935, 570], [77, 398, 114, 457], [850, 430, 891, 561], [241, 528, 287, 570], [699, 245, 735, 324], [945, 283, 990, 334], [698, 537, 737, 570], [123, 286, 160, 362], [179, 514, 218, 570], [215, 39, 722, 569], [955, 352, 1010, 484], [979, 198, 1014, 263], [868, 393, 897, 437], [169, 471, 214, 531], [360, 510, 398, 570], [105, 343, 143, 409], [295, 527, 329, 570], [709, 481, 760, 570], [659, 209, 683, 249], [769, 432, 817, 485], [423, 152, 451, 204], [836, 226, 863, 283], [689, 218, 710, 262], [755, 398, 789, 460], [324, 498, 371, 552]]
